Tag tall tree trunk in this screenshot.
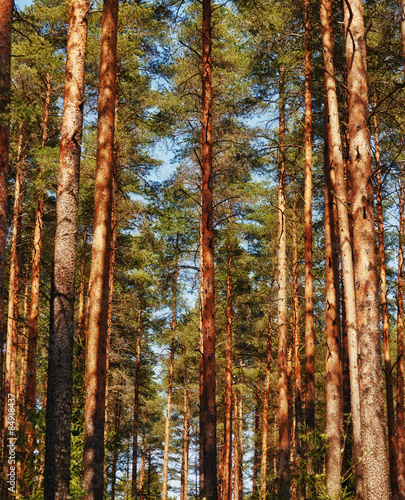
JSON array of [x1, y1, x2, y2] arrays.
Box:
[[399, 7, 405, 494], [26, 73, 51, 462], [291, 186, 302, 461], [373, 103, 398, 500], [252, 372, 261, 499], [83, 1, 118, 498], [0, 2, 13, 464], [344, 1, 390, 497], [162, 242, 179, 500], [223, 226, 233, 500], [110, 397, 121, 500], [181, 367, 190, 500], [77, 229, 88, 345], [319, 0, 364, 495], [398, 163, 405, 500], [277, 64, 290, 499], [237, 376, 243, 500], [43, 0, 89, 497], [139, 413, 147, 500], [4, 130, 24, 427], [132, 305, 142, 499], [304, 0, 315, 446], [260, 315, 273, 500], [324, 106, 343, 499], [233, 383, 242, 500], [200, 0, 217, 497]]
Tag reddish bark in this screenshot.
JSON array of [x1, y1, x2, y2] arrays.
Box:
[[0, 0, 14, 450], [304, 0, 315, 442], [82, 1, 118, 497], [398, 163, 405, 500], [44, 0, 89, 497], [200, 0, 217, 497], [260, 315, 273, 500], [291, 186, 302, 460], [252, 372, 261, 499], [223, 231, 233, 500]]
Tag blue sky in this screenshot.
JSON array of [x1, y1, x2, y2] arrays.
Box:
[[15, 0, 31, 9]]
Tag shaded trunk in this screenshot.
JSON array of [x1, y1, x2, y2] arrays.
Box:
[[77, 230, 88, 345], [26, 74, 51, 464], [233, 383, 243, 500], [83, 1, 118, 498], [277, 64, 290, 499], [319, 0, 364, 496], [324, 105, 343, 499], [344, 0, 390, 497], [162, 238, 179, 500], [0, 1, 14, 462], [132, 305, 142, 499], [252, 373, 261, 499], [398, 163, 405, 500], [373, 104, 398, 500], [291, 186, 302, 460], [180, 368, 190, 500], [223, 235, 233, 500], [200, 0, 217, 497], [260, 315, 273, 500], [44, 1, 89, 497], [4, 134, 24, 433], [110, 397, 121, 500], [139, 414, 147, 500]]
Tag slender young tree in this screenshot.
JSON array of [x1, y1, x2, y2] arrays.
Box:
[[398, 163, 405, 500], [0, 0, 14, 416], [277, 64, 290, 499], [132, 305, 143, 499], [83, 0, 118, 497], [44, 0, 89, 497], [162, 240, 179, 500], [222, 218, 233, 500], [303, 0, 315, 446], [344, 0, 390, 496], [260, 314, 273, 500], [324, 107, 343, 499], [200, 0, 217, 497], [373, 105, 398, 500]]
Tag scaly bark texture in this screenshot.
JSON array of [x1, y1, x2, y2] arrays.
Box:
[[324, 108, 343, 499], [43, 1, 89, 498], [344, 0, 390, 497], [373, 106, 398, 500], [260, 315, 273, 500], [200, 0, 217, 497], [0, 0, 13, 447], [277, 64, 290, 499], [132, 305, 142, 499], [319, 0, 363, 495], [83, 1, 118, 498], [398, 163, 405, 500]]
